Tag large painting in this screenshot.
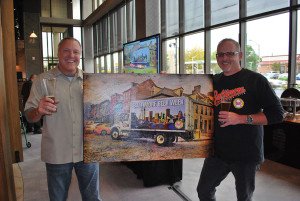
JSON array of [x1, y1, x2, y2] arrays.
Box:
[[83, 74, 214, 162]]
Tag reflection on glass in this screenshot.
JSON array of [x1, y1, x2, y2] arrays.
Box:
[[95, 57, 100, 73], [247, 13, 289, 97], [184, 32, 204, 74], [100, 56, 105, 73], [106, 54, 111, 73], [51, 0, 68, 18], [119, 51, 124, 73], [164, 38, 179, 74], [73, 27, 82, 45], [211, 0, 239, 26], [211, 24, 239, 74], [72, 0, 81, 20], [165, 0, 179, 37], [113, 52, 119, 73], [247, 0, 289, 17], [184, 0, 204, 32]]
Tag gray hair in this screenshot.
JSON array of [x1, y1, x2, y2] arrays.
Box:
[[217, 38, 241, 52], [58, 37, 81, 50]]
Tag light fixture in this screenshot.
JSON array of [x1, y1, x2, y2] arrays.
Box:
[[29, 30, 37, 38]]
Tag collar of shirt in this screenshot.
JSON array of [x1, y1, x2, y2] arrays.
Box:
[[52, 66, 83, 80]]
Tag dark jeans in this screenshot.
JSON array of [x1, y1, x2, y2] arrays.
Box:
[[46, 162, 101, 201], [197, 157, 260, 201]]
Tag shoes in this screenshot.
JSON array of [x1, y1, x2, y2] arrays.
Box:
[[33, 129, 42, 134]]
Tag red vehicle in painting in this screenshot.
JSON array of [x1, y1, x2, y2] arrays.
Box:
[[94, 123, 111, 136]]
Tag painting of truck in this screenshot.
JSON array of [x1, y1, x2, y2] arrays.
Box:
[[83, 73, 214, 162], [111, 96, 205, 146]]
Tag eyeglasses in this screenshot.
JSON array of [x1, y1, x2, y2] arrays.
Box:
[[216, 51, 240, 58]]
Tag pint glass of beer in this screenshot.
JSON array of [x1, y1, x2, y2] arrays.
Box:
[[42, 78, 56, 102]]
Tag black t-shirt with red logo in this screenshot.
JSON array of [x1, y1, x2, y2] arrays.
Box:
[[213, 68, 284, 163]]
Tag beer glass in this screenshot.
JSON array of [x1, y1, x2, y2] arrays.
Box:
[[42, 78, 56, 102], [220, 99, 231, 125]]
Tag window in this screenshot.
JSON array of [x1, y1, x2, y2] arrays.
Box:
[[72, 0, 81, 20], [164, 0, 179, 37], [210, 24, 239, 74], [41, 26, 83, 72], [247, 13, 289, 97], [93, 2, 129, 73], [41, 0, 81, 19], [95, 57, 100, 73], [90, 0, 300, 96], [247, 0, 289, 17], [184, 32, 205, 74], [113, 52, 119, 73], [184, 0, 204, 32], [100, 56, 105, 73], [110, 11, 118, 52], [163, 38, 179, 74], [126, 0, 136, 42], [211, 0, 239, 26], [106, 54, 111, 73]]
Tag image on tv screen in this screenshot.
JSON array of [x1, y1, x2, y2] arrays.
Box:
[[123, 34, 160, 74]]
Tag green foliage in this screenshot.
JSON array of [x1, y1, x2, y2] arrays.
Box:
[[185, 47, 205, 61], [184, 48, 205, 73], [211, 50, 221, 74], [245, 45, 261, 71], [183, 45, 261, 74]]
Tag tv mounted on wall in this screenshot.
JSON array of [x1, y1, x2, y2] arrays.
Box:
[[123, 34, 160, 74]]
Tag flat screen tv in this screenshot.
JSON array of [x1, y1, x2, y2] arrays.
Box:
[[123, 34, 160, 74]]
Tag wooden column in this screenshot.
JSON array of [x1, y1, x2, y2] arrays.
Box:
[[135, 0, 146, 40], [0, 0, 23, 200]]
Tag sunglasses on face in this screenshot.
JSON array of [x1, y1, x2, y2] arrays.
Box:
[[216, 51, 240, 58]]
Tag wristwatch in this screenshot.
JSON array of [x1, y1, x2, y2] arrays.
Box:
[[246, 115, 253, 124]]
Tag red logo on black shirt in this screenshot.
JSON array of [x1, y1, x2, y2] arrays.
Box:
[[214, 87, 246, 106]]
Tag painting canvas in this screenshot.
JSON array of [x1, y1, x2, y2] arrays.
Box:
[[123, 34, 160, 74], [83, 74, 214, 162]]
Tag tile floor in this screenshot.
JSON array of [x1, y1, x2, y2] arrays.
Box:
[[17, 133, 300, 201]]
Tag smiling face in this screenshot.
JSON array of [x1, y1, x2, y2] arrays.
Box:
[[57, 38, 81, 76], [216, 39, 242, 76]]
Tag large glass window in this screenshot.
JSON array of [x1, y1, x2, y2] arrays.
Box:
[[247, 13, 289, 96], [164, 0, 179, 37], [94, 1, 132, 73], [113, 52, 119, 73], [72, 0, 81, 20], [210, 24, 239, 74], [184, 0, 204, 32], [91, 0, 300, 96], [100, 56, 105, 73], [211, 0, 239, 26], [41, 26, 82, 72], [163, 38, 179, 74], [110, 11, 118, 52], [126, 0, 136, 42], [184, 32, 205, 74], [41, 0, 81, 19], [119, 6, 127, 49], [42, 27, 65, 71], [106, 54, 112, 73], [95, 57, 100, 73], [247, 0, 289, 17]]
